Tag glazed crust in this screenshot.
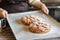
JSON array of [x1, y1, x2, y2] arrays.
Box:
[[21, 15, 40, 25], [29, 22, 50, 33]]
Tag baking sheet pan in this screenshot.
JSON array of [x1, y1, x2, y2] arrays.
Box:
[[7, 11, 60, 40]]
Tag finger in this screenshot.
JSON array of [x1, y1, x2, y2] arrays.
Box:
[[41, 9, 47, 15], [2, 12, 6, 18], [46, 7, 49, 13], [5, 11, 8, 18], [46, 9, 49, 14], [44, 8, 49, 15], [43, 5, 49, 14], [45, 9, 48, 14], [2, 10, 7, 18]]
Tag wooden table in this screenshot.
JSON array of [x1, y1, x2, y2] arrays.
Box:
[[0, 24, 16, 40]]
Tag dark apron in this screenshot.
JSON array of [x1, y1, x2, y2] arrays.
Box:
[[0, 0, 30, 13]]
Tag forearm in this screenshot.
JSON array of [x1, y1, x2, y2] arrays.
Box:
[[32, 2, 45, 9], [29, 0, 49, 14]]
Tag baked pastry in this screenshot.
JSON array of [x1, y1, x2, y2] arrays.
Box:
[[29, 22, 50, 33], [21, 15, 41, 25]]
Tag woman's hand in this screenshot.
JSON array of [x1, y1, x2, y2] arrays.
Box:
[[29, 0, 49, 14], [40, 3, 49, 14], [0, 8, 8, 18]]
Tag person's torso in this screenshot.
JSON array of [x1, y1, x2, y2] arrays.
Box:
[[0, 0, 31, 13], [6, 0, 28, 3], [1, 0, 28, 4]]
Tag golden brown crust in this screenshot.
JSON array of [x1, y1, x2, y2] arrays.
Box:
[[29, 27, 50, 34], [29, 22, 50, 34], [21, 15, 41, 25]]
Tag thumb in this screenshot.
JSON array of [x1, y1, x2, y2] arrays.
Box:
[[2, 10, 8, 18]]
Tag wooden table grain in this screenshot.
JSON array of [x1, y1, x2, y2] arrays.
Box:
[[0, 25, 16, 40]]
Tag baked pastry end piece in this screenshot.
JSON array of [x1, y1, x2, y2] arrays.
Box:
[[29, 22, 50, 34]]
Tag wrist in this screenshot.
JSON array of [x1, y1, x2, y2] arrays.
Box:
[[39, 2, 47, 9], [39, 2, 45, 7]]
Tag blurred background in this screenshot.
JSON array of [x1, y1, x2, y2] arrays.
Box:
[[41, 0, 60, 22]]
